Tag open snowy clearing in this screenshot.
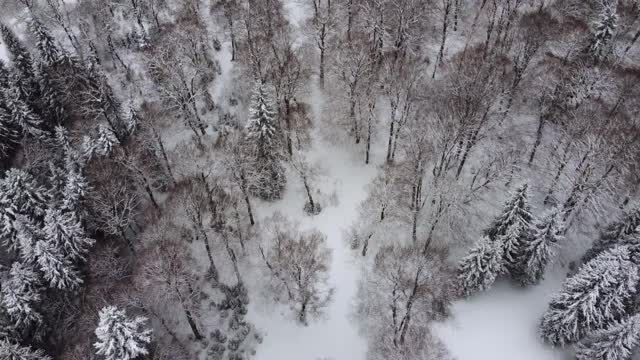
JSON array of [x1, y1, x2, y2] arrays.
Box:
[[435, 268, 572, 360]]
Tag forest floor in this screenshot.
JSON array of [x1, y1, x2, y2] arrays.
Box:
[[434, 268, 572, 360]]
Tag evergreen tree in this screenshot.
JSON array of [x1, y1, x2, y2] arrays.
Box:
[[94, 306, 152, 360], [517, 208, 565, 286], [43, 208, 94, 261], [4, 87, 46, 139], [0, 340, 51, 360], [33, 239, 82, 290], [0, 24, 35, 85], [13, 215, 42, 263], [486, 184, 532, 239], [35, 63, 66, 126], [248, 159, 287, 201], [95, 124, 120, 157], [576, 313, 640, 360], [0, 262, 43, 331], [246, 83, 278, 160], [540, 245, 639, 346], [583, 206, 640, 263], [61, 168, 89, 214], [486, 184, 533, 274], [0, 59, 10, 88], [590, 4, 618, 60], [0, 106, 20, 160], [457, 236, 504, 297], [0, 169, 48, 220], [29, 19, 62, 66]]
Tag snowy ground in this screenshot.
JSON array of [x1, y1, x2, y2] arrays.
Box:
[[434, 267, 573, 360], [246, 131, 376, 360]]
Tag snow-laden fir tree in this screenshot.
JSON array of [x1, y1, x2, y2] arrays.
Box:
[[583, 206, 640, 263], [540, 245, 639, 346], [0, 106, 20, 160], [33, 239, 82, 290], [0, 59, 10, 87], [486, 183, 532, 238], [0, 339, 51, 360], [246, 83, 278, 160], [589, 3, 618, 60], [13, 215, 42, 262], [457, 236, 504, 297], [575, 313, 640, 360], [0, 169, 48, 220], [35, 63, 66, 126], [43, 208, 94, 261], [486, 183, 533, 274], [248, 159, 287, 201], [516, 208, 565, 286], [0, 262, 43, 332], [29, 19, 62, 66], [95, 124, 120, 157], [61, 168, 89, 214], [4, 87, 46, 139], [94, 306, 152, 360], [0, 24, 35, 85]]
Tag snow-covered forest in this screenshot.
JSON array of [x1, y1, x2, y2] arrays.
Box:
[[0, 0, 640, 359]]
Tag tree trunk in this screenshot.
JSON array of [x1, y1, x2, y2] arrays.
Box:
[[544, 141, 571, 205], [411, 207, 419, 243], [119, 226, 135, 253], [365, 106, 373, 164], [456, 110, 489, 179], [433, 0, 451, 79], [386, 118, 395, 162], [347, 0, 353, 42], [198, 228, 219, 281], [182, 306, 203, 341], [152, 127, 176, 186], [223, 231, 242, 285], [239, 171, 255, 226], [302, 175, 316, 214], [528, 115, 546, 164]]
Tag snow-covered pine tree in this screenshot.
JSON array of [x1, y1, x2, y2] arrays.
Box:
[[61, 168, 89, 214], [4, 87, 47, 139], [486, 184, 533, 274], [94, 306, 152, 360], [35, 63, 66, 126], [248, 159, 287, 201], [29, 19, 62, 66], [95, 124, 120, 157], [457, 236, 504, 297], [246, 83, 278, 160], [33, 239, 82, 290], [0, 24, 35, 85], [0, 262, 43, 331], [517, 208, 565, 286], [589, 3, 618, 60], [0, 169, 48, 220], [539, 245, 639, 346], [0, 106, 20, 160], [13, 215, 42, 263], [486, 183, 532, 239], [0, 339, 51, 360], [575, 313, 640, 360], [0, 59, 10, 87], [583, 206, 640, 263], [43, 208, 94, 261]]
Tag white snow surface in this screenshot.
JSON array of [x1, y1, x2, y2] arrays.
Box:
[[434, 268, 573, 360], [247, 133, 374, 360]]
